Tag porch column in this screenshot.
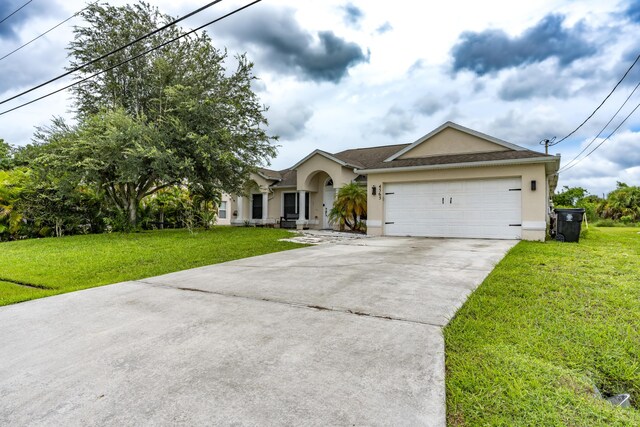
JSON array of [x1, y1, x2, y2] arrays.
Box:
[[262, 192, 268, 221], [237, 196, 245, 221], [296, 190, 306, 230], [298, 190, 306, 221]]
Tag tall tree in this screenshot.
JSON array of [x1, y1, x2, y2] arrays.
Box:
[[37, 2, 276, 228], [0, 139, 13, 170]]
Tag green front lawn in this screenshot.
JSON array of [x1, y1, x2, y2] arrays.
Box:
[[445, 227, 640, 426], [0, 227, 305, 306]]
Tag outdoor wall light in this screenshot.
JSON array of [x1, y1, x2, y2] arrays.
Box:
[[531, 180, 537, 191], [371, 185, 376, 195]]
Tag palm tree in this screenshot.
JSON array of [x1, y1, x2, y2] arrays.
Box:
[[328, 182, 367, 231]]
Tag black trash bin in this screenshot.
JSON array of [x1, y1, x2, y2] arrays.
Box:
[[554, 208, 585, 242]]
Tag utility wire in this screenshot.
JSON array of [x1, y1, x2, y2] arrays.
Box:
[[0, 0, 33, 26], [0, 0, 224, 106], [0, 2, 98, 63], [0, 0, 263, 117], [548, 52, 640, 146], [559, 79, 640, 172], [559, 99, 640, 173]]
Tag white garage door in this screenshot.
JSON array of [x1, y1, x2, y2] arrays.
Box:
[[384, 178, 522, 239]]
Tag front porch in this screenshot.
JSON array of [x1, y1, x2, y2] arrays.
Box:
[[231, 170, 350, 230]]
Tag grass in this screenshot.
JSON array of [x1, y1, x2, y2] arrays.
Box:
[[445, 227, 640, 426], [0, 227, 305, 306]]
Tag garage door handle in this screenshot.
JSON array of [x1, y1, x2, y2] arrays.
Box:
[[385, 222, 394, 224], [450, 197, 452, 204], [442, 197, 444, 204]]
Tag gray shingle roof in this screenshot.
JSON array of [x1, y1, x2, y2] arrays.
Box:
[[259, 141, 553, 189], [271, 169, 296, 187], [360, 149, 554, 170], [257, 167, 282, 180], [332, 144, 410, 169]]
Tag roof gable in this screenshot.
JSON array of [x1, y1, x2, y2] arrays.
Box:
[[290, 149, 359, 170], [386, 121, 525, 162]]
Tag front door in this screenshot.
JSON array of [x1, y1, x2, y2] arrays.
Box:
[[252, 194, 262, 220], [322, 180, 335, 229]]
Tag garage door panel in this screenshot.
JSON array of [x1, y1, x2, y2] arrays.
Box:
[[384, 178, 521, 239]]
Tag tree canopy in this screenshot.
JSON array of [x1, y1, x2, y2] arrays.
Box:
[[598, 182, 640, 222], [0, 139, 13, 170], [552, 186, 588, 207], [34, 1, 276, 227]]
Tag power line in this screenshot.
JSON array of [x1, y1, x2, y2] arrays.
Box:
[[0, 2, 98, 63], [0, 0, 263, 117], [559, 99, 640, 173], [559, 79, 640, 172], [548, 52, 640, 146], [0, 0, 225, 107], [0, 0, 33, 25]]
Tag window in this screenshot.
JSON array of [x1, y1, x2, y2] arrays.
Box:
[[252, 194, 263, 219], [218, 201, 227, 219], [283, 192, 309, 219], [284, 193, 297, 219]]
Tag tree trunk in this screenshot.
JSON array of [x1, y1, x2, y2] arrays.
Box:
[[55, 218, 63, 237], [128, 198, 138, 228]]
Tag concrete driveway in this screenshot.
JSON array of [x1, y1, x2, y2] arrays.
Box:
[[0, 237, 516, 426]]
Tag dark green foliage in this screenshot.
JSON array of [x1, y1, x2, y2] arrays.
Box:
[[328, 182, 367, 231], [0, 139, 13, 170], [553, 185, 589, 207], [597, 182, 640, 222], [27, 1, 275, 230]]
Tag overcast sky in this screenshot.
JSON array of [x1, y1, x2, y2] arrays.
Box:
[[1, 0, 639, 197]]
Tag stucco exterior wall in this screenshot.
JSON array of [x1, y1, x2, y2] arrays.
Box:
[[295, 154, 358, 191], [366, 163, 548, 241], [216, 193, 232, 225], [398, 127, 510, 159]]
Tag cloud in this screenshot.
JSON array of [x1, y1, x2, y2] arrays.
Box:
[[559, 132, 640, 194], [484, 108, 566, 148], [451, 14, 596, 75], [379, 107, 415, 137], [267, 103, 314, 140], [594, 129, 640, 169], [375, 21, 393, 34], [626, 0, 640, 23], [341, 3, 364, 27], [0, 0, 49, 39], [413, 97, 444, 116], [609, 47, 640, 89], [214, 6, 368, 83], [498, 62, 572, 100], [412, 93, 459, 116]]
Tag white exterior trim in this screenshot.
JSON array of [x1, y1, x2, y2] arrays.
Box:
[[356, 156, 560, 175], [290, 149, 357, 170], [385, 121, 527, 162]]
